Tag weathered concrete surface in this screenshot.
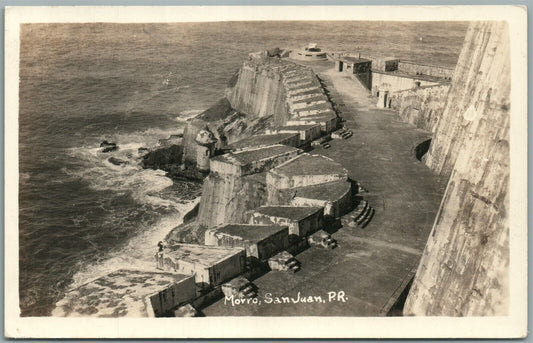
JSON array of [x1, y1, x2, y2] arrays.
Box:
[[423, 21, 510, 179], [226, 60, 289, 123], [404, 21, 510, 316], [197, 172, 268, 227], [389, 84, 450, 133], [202, 62, 446, 316], [52, 270, 196, 317]]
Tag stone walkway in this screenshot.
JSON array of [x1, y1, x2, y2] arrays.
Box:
[[203, 62, 446, 317]]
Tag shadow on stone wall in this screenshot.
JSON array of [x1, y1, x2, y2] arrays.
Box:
[[415, 139, 432, 161]]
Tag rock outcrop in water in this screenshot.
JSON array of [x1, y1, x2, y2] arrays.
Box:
[[404, 21, 510, 316], [100, 140, 118, 153], [142, 145, 183, 171]]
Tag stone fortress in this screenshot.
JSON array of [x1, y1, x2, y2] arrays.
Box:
[[54, 22, 510, 318]]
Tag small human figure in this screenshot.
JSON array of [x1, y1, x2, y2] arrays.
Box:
[[156, 241, 165, 270]]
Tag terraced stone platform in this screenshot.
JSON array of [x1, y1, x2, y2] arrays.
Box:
[[203, 60, 446, 317]]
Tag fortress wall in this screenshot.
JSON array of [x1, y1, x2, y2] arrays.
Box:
[[226, 64, 290, 125], [397, 61, 455, 79], [267, 172, 348, 191], [371, 72, 440, 95], [197, 173, 268, 228], [181, 120, 205, 166], [292, 189, 352, 218], [404, 21, 510, 316], [389, 84, 451, 132], [423, 21, 510, 178]]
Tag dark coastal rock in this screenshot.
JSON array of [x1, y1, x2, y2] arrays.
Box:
[[166, 164, 206, 182], [142, 144, 183, 170], [158, 133, 184, 147], [100, 140, 118, 153], [165, 221, 208, 245], [183, 203, 200, 224], [266, 47, 282, 57], [141, 143, 206, 183], [107, 157, 128, 166], [102, 146, 118, 153]]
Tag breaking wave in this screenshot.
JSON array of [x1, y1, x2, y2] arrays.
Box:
[[66, 199, 199, 292]]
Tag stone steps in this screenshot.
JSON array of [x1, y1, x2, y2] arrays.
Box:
[[355, 203, 374, 226], [288, 87, 319, 96], [290, 95, 326, 106], [289, 92, 324, 102], [349, 200, 368, 221], [359, 208, 375, 228], [289, 100, 327, 110], [286, 81, 314, 90], [341, 131, 353, 139], [285, 77, 311, 84]]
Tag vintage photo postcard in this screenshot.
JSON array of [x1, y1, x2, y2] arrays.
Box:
[[4, 5, 527, 339]]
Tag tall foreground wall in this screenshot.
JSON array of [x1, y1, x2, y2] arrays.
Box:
[[423, 21, 510, 178], [404, 21, 510, 316]]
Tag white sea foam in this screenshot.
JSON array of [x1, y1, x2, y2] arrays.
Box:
[[65, 127, 189, 211], [58, 125, 203, 299], [175, 109, 204, 122], [65, 198, 199, 292]]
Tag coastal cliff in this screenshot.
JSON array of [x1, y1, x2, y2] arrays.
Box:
[[404, 21, 510, 316]]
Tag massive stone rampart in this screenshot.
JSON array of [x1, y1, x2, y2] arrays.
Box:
[[404, 21, 510, 316], [226, 59, 290, 125], [182, 56, 330, 168], [197, 172, 268, 228], [389, 84, 450, 132], [423, 21, 510, 179]]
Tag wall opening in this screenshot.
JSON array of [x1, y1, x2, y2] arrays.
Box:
[[415, 138, 432, 161]]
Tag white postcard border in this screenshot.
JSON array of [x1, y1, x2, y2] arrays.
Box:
[[4, 5, 527, 338]]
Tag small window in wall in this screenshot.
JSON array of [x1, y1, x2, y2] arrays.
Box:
[[206, 150, 209, 156], [415, 81, 421, 87]]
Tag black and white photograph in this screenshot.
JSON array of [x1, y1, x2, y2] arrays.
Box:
[[4, 5, 527, 339]]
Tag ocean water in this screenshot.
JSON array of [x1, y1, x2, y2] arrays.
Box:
[[19, 21, 468, 316]]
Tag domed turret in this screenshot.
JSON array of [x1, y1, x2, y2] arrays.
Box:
[[195, 128, 217, 147], [195, 127, 218, 172]]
